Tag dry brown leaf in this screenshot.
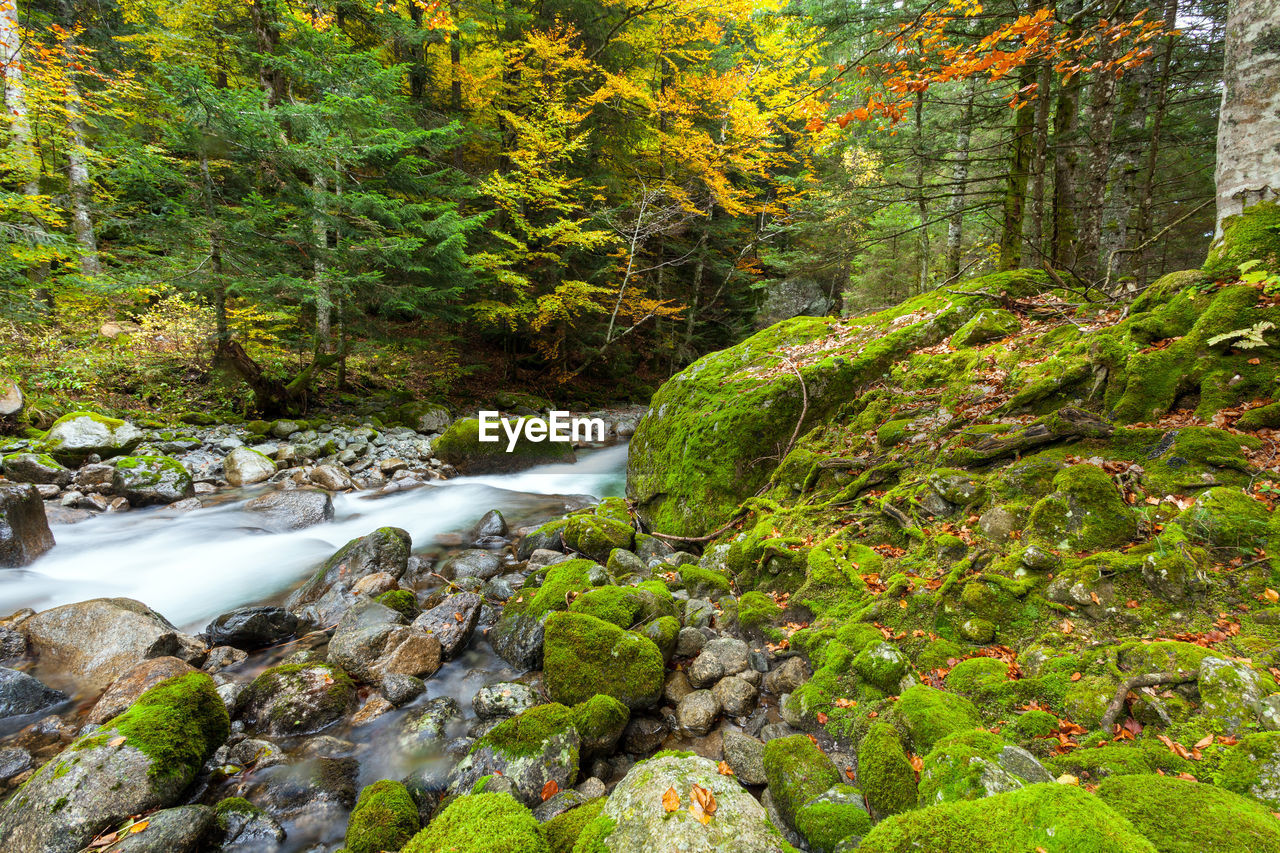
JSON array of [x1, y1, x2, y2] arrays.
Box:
[[662, 787, 679, 813], [717, 761, 735, 776], [690, 784, 716, 824], [1265, 588, 1279, 604], [129, 820, 149, 834], [541, 780, 559, 801], [108, 736, 126, 748], [1070, 672, 1082, 682], [1194, 734, 1214, 749]]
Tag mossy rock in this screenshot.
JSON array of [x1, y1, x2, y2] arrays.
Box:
[[1239, 402, 1280, 430], [1027, 463, 1137, 551], [544, 797, 605, 853], [0, 673, 228, 852], [950, 308, 1021, 348], [858, 722, 919, 819], [572, 694, 630, 755], [568, 585, 673, 628], [111, 455, 195, 506], [738, 591, 782, 632], [857, 783, 1157, 853], [1216, 732, 1280, 808], [562, 514, 634, 562], [344, 779, 420, 853], [1096, 773, 1280, 853], [434, 417, 575, 475], [794, 784, 872, 853], [640, 615, 680, 661], [852, 642, 910, 693], [491, 558, 600, 670], [239, 662, 357, 736], [678, 564, 732, 598], [375, 589, 418, 620], [762, 734, 841, 831], [403, 792, 548, 853], [542, 612, 664, 709], [1177, 486, 1273, 551], [1204, 199, 1280, 281], [1046, 745, 1153, 782], [43, 411, 144, 465], [452, 703, 581, 807], [893, 685, 982, 755], [916, 730, 1025, 806]]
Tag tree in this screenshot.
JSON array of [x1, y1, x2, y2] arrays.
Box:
[[1214, 0, 1280, 231]]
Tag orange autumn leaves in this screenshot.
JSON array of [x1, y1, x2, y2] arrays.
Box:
[[662, 784, 718, 825]]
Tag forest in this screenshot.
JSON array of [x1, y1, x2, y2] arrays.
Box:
[[0, 0, 1233, 415]]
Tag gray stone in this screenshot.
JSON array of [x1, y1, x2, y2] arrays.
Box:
[[663, 670, 693, 705], [448, 705, 580, 808], [0, 484, 54, 567], [446, 549, 504, 581], [223, 447, 276, 487], [676, 627, 707, 658], [381, 673, 425, 707], [1200, 656, 1264, 733], [399, 696, 462, 753], [712, 676, 758, 717], [622, 716, 667, 754], [0, 746, 31, 781], [753, 277, 833, 329], [308, 464, 356, 491], [98, 804, 214, 852], [763, 656, 809, 694], [287, 526, 409, 624], [111, 456, 194, 506], [702, 637, 751, 676], [206, 606, 299, 650], [688, 652, 724, 688], [413, 592, 482, 659], [473, 682, 540, 719], [240, 663, 356, 737], [328, 599, 441, 683], [722, 730, 767, 785], [472, 510, 509, 540], [997, 745, 1055, 784], [677, 689, 721, 736], [44, 413, 143, 465], [243, 488, 333, 532], [0, 453, 70, 486], [0, 667, 65, 719]]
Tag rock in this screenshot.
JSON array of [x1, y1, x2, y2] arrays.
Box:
[[0, 377, 21, 419], [794, 784, 871, 853], [0, 672, 228, 853], [206, 606, 299, 650], [712, 675, 758, 717], [0, 667, 65, 719], [22, 598, 203, 692], [43, 412, 144, 465], [398, 696, 462, 753], [685, 598, 714, 628], [997, 745, 1055, 784], [663, 670, 694, 705], [406, 791, 544, 851], [622, 715, 667, 753], [676, 627, 707, 657], [446, 549, 504, 580], [978, 506, 1018, 542], [677, 689, 721, 736], [472, 509, 509, 539], [214, 797, 287, 850], [97, 804, 214, 852], [382, 673, 425, 707], [585, 753, 796, 852], [72, 462, 115, 493], [88, 657, 196, 725], [753, 276, 834, 329], [949, 308, 1021, 347], [434, 416, 576, 474], [490, 558, 598, 670], [688, 652, 725, 688], [607, 547, 647, 579], [0, 746, 31, 782], [343, 779, 420, 853], [1019, 544, 1059, 572], [223, 447, 277, 487], [243, 487, 333, 531], [474, 682, 540, 719], [857, 723, 918, 819], [410, 592, 481, 661], [853, 641, 910, 692], [309, 464, 356, 491], [723, 730, 767, 785], [287, 526, 410, 624], [202, 645, 247, 673], [243, 756, 357, 829], [328, 599, 441, 683], [542, 612, 664, 709], [532, 788, 593, 822], [1199, 656, 1264, 733], [239, 662, 357, 736], [110, 456, 194, 506], [763, 734, 841, 832], [0, 453, 70, 486], [763, 656, 808, 694], [0, 484, 55, 567], [449, 703, 582, 807]]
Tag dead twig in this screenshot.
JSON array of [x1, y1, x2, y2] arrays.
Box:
[[1099, 670, 1198, 732]]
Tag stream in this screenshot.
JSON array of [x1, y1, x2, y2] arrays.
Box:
[[2, 444, 632, 851]]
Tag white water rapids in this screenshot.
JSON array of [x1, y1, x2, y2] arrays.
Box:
[[0, 444, 629, 631]]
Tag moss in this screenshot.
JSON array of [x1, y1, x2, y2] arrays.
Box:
[[794, 785, 872, 853], [477, 703, 576, 759], [916, 729, 1018, 806], [640, 615, 680, 660], [562, 513, 635, 562], [858, 723, 919, 818], [893, 685, 982, 754], [1178, 487, 1273, 551], [511, 559, 599, 621], [572, 694, 630, 750], [1010, 709, 1059, 740], [877, 418, 910, 447], [570, 815, 617, 853], [852, 642, 909, 692], [544, 798, 605, 853], [1097, 774, 1280, 853], [569, 585, 673, 629], [1239, 402, 1280, 430], [678, 564, 732, 598], [542, 612, 664, 709], [1204, 199, 1280, 280], [739, 590, 782, 632], [763, 734, 842, 830], [375, 589, 418, 620], [85, 672, 228, 783], [1046, 745, 1153, 782], [1216, 732, 1280, 804], [345, 779, 421, 853], [434, 417, 574, 475], [244, 662, 357, 734], [857, 783, 1157, 853], [1027, 463, 1137, 551], [403, 792, 549, 853]]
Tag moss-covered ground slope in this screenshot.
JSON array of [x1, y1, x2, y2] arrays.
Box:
[[627, 213, 1280, 839]]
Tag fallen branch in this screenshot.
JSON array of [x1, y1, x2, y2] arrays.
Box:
[[1099, 669, 1198, 733], [642, 511, 748, 544]]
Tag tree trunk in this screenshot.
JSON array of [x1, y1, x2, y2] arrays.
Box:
[[60, 9, 100, 276], [1135, 0, 1178, 284], [1, 1, 37, 195], [1075, 33, 1121, 283], [945, 78, 977, 280], [1050, 0, 1083, 270], [313, 171, 332, 354], [914, 91, 929, 293], [1101, 61, 1150, 285], [999, 67, 1036, 271], [1029, 61, 1052, 262], [1214, 0, 1280, 232], [251, 0, 286, 108]]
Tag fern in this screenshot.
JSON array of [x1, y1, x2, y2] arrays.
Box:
[[1206, 321, 1276, 349]]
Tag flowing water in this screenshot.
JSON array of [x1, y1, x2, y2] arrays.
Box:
[[2, 444, 632, 850]]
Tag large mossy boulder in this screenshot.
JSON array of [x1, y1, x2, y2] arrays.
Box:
[[893, 684, 982, 755], [112, 455, 194, 506], [434, 416, 575, 474], [950, 308, 1021, 347], [0, 483, 55, 567], [238, 662, 357, 736], [916, 730, 1027, 806], [21, 597, 203, 691], [404, 792, 548, 853], [627, 271, 1053, 536], [542, 611, 664, 709], [1204, 199, 1280, 281], [1, 452, 70, 486], [1027, 463, 1138, 551], [1096, 774, 1280, 853], [857, 783, 1156, 853], [575, 753, 796, 853], [0, 672, 229, 853], [858, 722, 918, 819], [43, 411, 144, 465]]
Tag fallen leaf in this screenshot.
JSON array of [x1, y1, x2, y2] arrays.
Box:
[[454, 612, 464, 622], [662, 786, 679, 813], [690, 784, 716, 824], [129, 820, 149, 834], [1266, 588, 1279, 604], [1061, 619, 1074, 635], [718, 761, 735, 776], [541, 780, 559, 801], [1070, 672, 1082, 682], [1195, 734, 1214, 749], [108, 736, 126, 748], [817, 712, 829, 725]]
